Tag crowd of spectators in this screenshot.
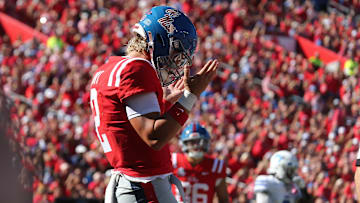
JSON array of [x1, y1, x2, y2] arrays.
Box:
[[1, 0, 360, 202]]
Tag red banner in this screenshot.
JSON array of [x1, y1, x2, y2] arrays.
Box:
[[296, 35, 347, 68], [0, 12, 48, 44]]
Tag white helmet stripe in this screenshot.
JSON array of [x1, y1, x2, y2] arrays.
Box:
[[132, 23, 147, 39]]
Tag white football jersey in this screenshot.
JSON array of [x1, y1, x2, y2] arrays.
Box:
[[254, 175, 301, 203]]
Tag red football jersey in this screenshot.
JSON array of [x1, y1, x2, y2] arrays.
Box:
[[172, 153, 227, 203], [89, 56, 172, 177]]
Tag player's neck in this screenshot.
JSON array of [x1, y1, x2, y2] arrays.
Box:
[[127, 51, 150, 60], [187, 156, 204, 166]]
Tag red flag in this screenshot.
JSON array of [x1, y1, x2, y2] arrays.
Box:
[[296, 35, 347, 68], [0, 12, 48, 44]]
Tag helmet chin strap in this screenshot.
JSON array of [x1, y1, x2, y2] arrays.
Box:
[[147, 33, 155, 62]]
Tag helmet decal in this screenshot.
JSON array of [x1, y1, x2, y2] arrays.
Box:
[[158, 9, 181, 33]]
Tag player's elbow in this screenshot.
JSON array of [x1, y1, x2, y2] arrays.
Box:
[[144, 130, 168, 150], [147, 140, 166, 151]]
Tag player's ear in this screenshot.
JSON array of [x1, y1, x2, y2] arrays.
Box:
[[142, 50, 151, 60]]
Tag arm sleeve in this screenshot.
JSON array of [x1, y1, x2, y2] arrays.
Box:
[[255, 192, 271, 203], [124, 92, 160, 120]]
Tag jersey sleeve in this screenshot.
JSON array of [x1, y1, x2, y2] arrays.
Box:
[[254, 175, 269, 193], [117, 60, 160, 102], [125, 92, 161, 119]]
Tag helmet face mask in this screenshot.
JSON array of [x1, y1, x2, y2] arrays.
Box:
[[133, 6, 197, 86], [182, 136, 209, 159]]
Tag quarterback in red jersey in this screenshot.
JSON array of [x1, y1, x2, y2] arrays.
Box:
[[89, 6, 218, 203], [172, 122, 229, 203]]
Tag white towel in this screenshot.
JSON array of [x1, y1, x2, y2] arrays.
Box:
[[105, 171, 120, 203]]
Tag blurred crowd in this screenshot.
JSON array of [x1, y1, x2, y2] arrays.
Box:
[[1, 0, 360, 202]]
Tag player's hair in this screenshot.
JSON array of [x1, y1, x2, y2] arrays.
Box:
[[126, 34, 148, 55]]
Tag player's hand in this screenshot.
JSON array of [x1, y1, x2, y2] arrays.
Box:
[[292, 175, 306, 189], [162, 78, 185, 104], [184, 60, 218, 97]]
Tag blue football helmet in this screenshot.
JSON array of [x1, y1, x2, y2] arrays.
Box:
[[132, 6, 197, 86], [180, 122, 210, 159]]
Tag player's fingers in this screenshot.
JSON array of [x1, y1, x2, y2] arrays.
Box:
[[210, 60, 219, 72], [197, 60, 213, 75], [204, 61, 218, 80], [205, 60, 218, 74], [178, 78, 185, 90], [203, 60, 217, 77], [173, 78, 179, 88], [174, 79, 183, 91], [184, 65, 190, 81], [200, 60, 217, 81]]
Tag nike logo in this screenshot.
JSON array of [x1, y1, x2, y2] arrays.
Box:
[[177, 107, 184, 113], [176, 107, 184, 116]]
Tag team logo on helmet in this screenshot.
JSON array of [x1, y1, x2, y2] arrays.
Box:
[[158, 9, 181, 33], [189, 132, 200, 138]]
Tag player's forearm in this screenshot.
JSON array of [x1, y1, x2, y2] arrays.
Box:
[[150, 113, 188, 150], [148, 99, 191, 149], [130, 105, 190, 150], [355, 166, 360, 202], [356, 147, 360, 202], [216, 179, 230, 203]]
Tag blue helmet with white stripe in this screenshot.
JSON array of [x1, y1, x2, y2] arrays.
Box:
[[132, 6, 197, 86], [180, 122, 210, 159]]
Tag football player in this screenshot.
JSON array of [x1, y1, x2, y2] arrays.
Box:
[[89, 6, 219, 203], [172, 122, 229, 203], [254, 150, 311, 203]]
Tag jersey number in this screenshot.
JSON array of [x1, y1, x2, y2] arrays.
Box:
[[178, 182, 209, 203], [90, 88, 112, 153]]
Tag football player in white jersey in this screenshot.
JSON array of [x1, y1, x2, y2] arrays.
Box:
[[254, 150, 312, 203]]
